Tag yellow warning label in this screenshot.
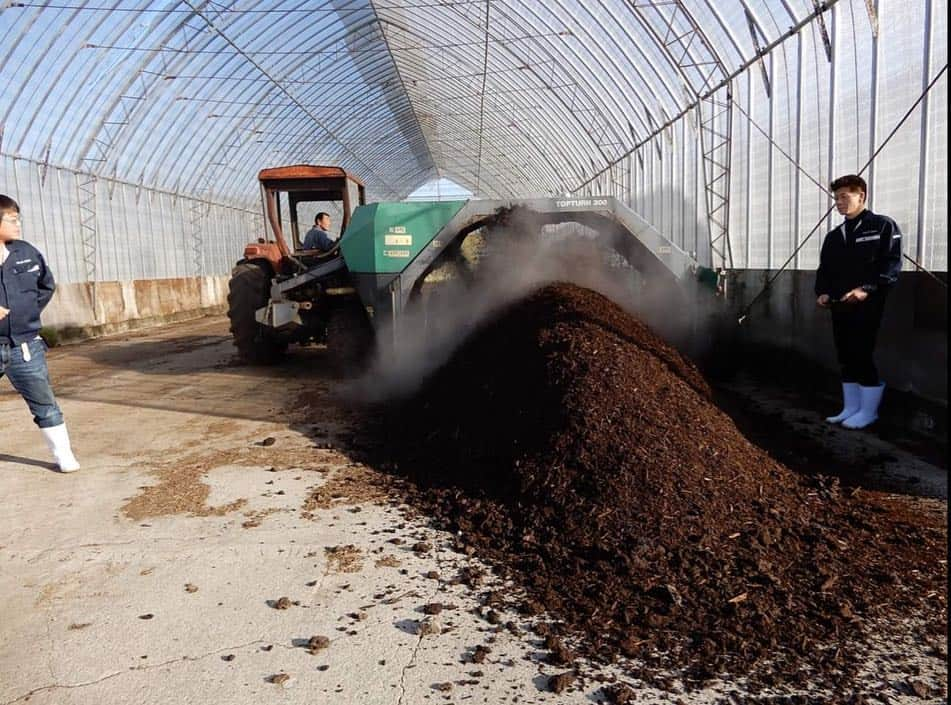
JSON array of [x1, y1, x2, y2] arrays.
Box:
[[385, 234, 413, 246]]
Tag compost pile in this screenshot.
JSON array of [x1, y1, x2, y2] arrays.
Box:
[[374, 283, 946, 694]]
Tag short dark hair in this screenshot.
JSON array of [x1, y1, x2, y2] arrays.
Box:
[[315, 212, 330, 224], [830, 174, 867, 196], [0, 194, 20, 213]]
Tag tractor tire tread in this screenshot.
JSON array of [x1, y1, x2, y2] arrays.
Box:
[[227, 262, 286, 365]]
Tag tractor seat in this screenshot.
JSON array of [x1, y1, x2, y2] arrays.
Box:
[[294, 240, 340, 259], [295, 243, 342, 265]]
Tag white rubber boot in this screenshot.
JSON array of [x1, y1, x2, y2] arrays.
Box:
[[826, 382, 862, 424], [842, 384, 885, 430], [41, 424, 81, 472]]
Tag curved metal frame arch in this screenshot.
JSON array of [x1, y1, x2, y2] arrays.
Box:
[[1, 0, 862, 240], [384, 3, 624, 195], [624, 0, 734, 268], [376, 5, 589, 192], [115, 5, 390, 197], [112, 1, 418, 198], [368, 40, 564, 195], [371, 10, 569, 192], [136, 7, 385, 197]]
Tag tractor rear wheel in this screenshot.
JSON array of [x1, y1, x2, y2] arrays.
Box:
[[228, 262, 286, 364], [326, 300, 374, 375]]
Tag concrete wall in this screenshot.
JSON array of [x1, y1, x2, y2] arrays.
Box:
[[725, 270, 948, 405], [42, 276, 230, 342], [38, 268, 947, 409]]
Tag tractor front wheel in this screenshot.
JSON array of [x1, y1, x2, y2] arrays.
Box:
[[228, 262, 286, 364]]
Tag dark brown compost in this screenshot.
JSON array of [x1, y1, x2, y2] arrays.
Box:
[[371, 283, 946, 695]]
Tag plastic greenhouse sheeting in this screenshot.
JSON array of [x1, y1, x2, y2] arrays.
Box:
[[0, 0, 946, 281]]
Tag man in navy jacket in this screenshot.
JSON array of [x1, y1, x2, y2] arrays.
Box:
[[1, 194, 80, 471], [815, 174, 901, 430], [303, 212, 336, 252]]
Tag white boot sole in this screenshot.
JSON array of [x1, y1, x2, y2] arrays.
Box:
[[842, 415, 877, 430]]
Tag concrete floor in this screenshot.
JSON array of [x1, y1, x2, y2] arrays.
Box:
[[0, 317, 946, 704]]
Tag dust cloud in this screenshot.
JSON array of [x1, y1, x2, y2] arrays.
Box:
[[347, 210, 712, 402]]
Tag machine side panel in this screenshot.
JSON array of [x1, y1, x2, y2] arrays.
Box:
[[341, 201, 468, 274], [394, 197, 704, 309]]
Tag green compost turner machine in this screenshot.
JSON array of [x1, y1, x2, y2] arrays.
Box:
[[228, 164, 715, 367]]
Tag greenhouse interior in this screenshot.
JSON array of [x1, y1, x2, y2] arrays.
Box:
[[0, 1, 947, 703]]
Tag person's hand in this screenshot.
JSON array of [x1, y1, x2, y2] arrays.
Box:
[[0, 306, 9, 320], [816, 294, 831, 308], [840, 287, 869, 303]]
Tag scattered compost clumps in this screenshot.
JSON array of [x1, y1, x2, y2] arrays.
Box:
[[373, 283, 946, 694]]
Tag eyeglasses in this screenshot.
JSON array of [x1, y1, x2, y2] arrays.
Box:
[[1, 215, 21, 225]]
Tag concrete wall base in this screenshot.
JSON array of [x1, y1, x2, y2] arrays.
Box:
[[722, 270, 947, 404], [50, 305, 226, 344], [42, 275, 229, 344]]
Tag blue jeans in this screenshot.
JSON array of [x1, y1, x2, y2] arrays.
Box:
[[0, 337, 64, 428]]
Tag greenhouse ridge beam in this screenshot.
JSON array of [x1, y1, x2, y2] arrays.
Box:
[[83, 30, 576, 56]]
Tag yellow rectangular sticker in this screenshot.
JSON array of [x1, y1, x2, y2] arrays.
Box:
[[385, 234, 413, 246]]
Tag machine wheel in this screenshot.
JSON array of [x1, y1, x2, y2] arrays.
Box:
[[227, 262, 286, 364], [326, 300, 375, 375]]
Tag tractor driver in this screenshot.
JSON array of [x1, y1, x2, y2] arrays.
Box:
[[303, 212, 335, 252]]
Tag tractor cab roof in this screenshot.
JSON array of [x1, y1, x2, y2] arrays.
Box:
[[258, 165, 365, 190], [256, 165, 367, 256]]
